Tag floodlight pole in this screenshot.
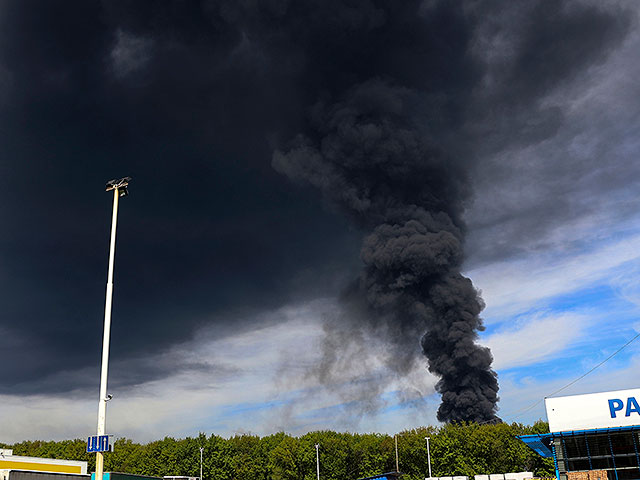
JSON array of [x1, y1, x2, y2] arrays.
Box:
[[425, 437, 432, 478], [95, 183, 125, 480], [315, 444, 320, 480], [395, 435, 399, 473], [200, 447, 204, 480]]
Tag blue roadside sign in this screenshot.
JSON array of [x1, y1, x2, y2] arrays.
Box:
[[87, 435, 112, 453]]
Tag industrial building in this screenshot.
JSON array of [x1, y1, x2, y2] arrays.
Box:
[[426, 473, 533, 480], [89, 474, 162, 480], [0, 450, 87, 476], [0, 471, 89, 480], [519, 388, 640, 480]]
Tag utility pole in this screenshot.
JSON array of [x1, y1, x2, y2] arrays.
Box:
[[200, 447, 204, 480], [95, 177, 130, 480], [425, 437, 432, 478], [315, 443, 320, 480], [395, 435, 399, 472]]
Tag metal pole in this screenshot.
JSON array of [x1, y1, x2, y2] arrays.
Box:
[[96, 188, 120, 480], [200, 447, 204, 480], [395, 435, 399, 472], [315, 444, 320, 480], [425, 437, 432, 478]]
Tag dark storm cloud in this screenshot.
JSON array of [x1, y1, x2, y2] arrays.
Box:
[[459, 1, 637, 265], [0, 0, 359, 395], [0, 0, 634, 420]]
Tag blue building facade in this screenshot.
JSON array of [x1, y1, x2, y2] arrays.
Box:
[[519, 425, 640, 480]]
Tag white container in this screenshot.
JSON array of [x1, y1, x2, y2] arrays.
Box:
[[505, 473, 533, 480]]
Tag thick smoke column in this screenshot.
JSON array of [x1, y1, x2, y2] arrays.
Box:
[[273, 77, 499, 422]]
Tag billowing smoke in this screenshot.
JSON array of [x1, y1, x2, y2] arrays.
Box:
[[269, 1, 501, 423], [273, 77, 499, 422], [95, 0, 625, 424], [242, 0, 622, 424]]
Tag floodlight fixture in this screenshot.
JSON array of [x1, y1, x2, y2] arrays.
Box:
[[105, 177, 131, 197]]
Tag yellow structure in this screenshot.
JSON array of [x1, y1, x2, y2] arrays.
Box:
[[0, 450, 87, 475]]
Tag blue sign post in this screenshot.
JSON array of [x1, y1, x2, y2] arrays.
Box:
[[87, 435, 112, 453]]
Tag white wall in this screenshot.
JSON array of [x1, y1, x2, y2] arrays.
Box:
[[546, 388, 640, 432]]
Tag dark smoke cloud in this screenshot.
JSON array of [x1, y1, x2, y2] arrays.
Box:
[[272, 0, 631, 422], [273, 77, 498, 422], [0, 0, 633, 427]]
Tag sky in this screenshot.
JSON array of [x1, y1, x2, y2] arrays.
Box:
[[1, 0, 640, 443]]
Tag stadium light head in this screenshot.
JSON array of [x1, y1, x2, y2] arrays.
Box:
[[105, 177, 131, 196]]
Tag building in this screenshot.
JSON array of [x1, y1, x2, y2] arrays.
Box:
[[0, 471, 89, 480], [0, 450, 87, 476], [426, 473, 532, 480], [90, 474, 162, 480], [357, 472, 404, 480], [519, 388, 640, 480]]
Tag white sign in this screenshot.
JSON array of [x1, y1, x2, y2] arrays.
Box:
[[545, 387, 640, 433]]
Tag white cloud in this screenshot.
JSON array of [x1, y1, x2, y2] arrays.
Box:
[[0, 394, 95, 442], [484, 311, 591, 370], [0, 298, 439, 443], [469, 231, 640, 321], [609, 266, 640, 311], [496, 352, 640, 425]]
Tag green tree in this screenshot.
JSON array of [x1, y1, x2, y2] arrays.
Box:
[[6, 421, 555, 480]]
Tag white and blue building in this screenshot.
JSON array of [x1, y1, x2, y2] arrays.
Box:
[[519, 388, 640, 480]]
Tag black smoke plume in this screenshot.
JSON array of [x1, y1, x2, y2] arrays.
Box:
[[270, 0, 630, 423], [274, 72, 498, 422], [266, 0, 505, 424]]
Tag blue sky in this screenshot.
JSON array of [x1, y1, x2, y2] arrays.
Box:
[[477, 227, 640, 424]]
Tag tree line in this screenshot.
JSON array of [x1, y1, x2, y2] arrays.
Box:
[[2, 421, 555, 480]]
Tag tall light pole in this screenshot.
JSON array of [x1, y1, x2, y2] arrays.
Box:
[[425, 437, 432, 479], [315, 444, 320, 480], [95, 177, 131, 480], [199, 447, 204, 480], [395, 435, 399, 473]]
